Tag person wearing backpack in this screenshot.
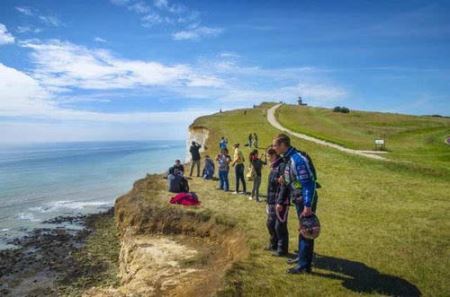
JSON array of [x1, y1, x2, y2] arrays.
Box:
[[189, 141, 201, 177], [272, 133, 318, 274]]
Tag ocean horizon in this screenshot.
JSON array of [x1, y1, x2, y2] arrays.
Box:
[[0, 140, 186, 249]]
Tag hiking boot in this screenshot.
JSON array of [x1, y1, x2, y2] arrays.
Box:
[[264, 244, 277, 251], [287, 267, 312, 274], [287, 257, 299, 265]]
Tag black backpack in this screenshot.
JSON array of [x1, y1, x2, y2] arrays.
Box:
[[297, 149, 321, 189]]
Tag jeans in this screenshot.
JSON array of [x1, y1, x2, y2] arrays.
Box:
[[190, 159, 200, 177], [294, 192, 318, 269], [219, 170, 229, 191], [235, 163, 246, 193], [251, 175, 262, 200]]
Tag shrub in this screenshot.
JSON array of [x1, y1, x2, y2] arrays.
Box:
[[333, 106, 350, 113]]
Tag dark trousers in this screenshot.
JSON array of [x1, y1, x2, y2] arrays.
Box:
[[275, 205, 289, 253], [190, 159, 200, 177], [235, 163, 246, 193], [251, 175, 262, 200], [294, 193, 318, 269], [219, 170, 229, 191], [266, 204, 278, 249]]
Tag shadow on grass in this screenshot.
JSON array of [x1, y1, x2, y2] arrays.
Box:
[[313, 254, 421, 297]]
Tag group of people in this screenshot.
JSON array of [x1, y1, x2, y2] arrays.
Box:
[[169, 133, 319, 274]]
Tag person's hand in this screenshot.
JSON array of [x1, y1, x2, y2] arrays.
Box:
[[276, 204, 283, 212], [301, 207, 313, 217], [277, 176, 284, 184]]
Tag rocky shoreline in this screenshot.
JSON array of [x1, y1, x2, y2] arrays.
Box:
[[0, 208, 118, 297]]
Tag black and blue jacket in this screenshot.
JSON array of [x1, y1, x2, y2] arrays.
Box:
[[281, 147, 317, 208]]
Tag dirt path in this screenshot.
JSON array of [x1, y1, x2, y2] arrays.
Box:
[[267, 104, 387, 161]]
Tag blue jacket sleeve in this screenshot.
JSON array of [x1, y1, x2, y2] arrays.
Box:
[[291, 154, 316, 207]]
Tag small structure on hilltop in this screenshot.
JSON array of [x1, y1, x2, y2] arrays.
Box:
[[298, 96, 307, 106], [374, 139, 386, 151]]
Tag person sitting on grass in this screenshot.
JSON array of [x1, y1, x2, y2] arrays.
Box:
[[168, 160, 184, 176], [231, 143, 246, 195], [202, 155, 215, 180], [249, 149, 266, 202], [216, 148, 231, 191]]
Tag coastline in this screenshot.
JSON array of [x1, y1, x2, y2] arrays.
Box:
[[0, 132, 207, 296], [0, 208, 120, 296]]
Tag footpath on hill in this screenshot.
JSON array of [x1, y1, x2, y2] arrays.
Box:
[[267, 104, 387, 161]]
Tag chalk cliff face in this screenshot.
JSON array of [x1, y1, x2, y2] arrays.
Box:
[[185, 126, 209, 163], [83, 125, 248, 297]]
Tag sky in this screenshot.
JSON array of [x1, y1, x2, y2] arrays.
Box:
[[0, 0, 449, 143]]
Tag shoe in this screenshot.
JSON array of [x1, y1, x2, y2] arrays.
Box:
[[287, 257, 299, 265], [248, 196, 253, 200], [287, 267, 312, 274], [272, 251, 288, 257], [232, 191, 238, 194], [239, 191, 246, 195], [264, 245, 277, 251]]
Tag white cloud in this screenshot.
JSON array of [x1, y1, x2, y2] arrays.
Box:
[[141, 13, 164, 27], [38, 15, 61, 27], [172, 26, 223, 40], [0, 24, 15, 45], [16, 6, 61, 27], [16, 6, 34, 16], [20, 40, 224, 91], [94, 37, 107, 43], [0, 62, 213, 126], [17, 26, 42, 34], [128, 1, 152, 14]]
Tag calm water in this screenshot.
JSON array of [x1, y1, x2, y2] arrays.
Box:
[[0, 141, 185, 249]]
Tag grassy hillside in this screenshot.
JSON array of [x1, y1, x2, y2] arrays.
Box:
[[187, 103, 449, 297], [275, 104, 450, 171]]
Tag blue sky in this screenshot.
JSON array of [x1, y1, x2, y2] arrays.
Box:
[[0, 0, 449, 142]]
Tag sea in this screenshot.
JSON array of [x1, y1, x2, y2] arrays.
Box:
[[0, 140, 186, 249]]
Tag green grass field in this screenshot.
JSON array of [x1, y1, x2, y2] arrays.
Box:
[[187, 103, 450, 297], [275, 104, 450, 173]]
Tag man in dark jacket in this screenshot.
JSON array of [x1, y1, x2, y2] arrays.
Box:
[[189, 141, 201, 177], [265, 148, 284, 252]]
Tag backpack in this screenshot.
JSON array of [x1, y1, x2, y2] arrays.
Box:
[[297, 149, 321, 189]]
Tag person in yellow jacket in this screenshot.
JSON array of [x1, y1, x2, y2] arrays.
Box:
[[231, 143, 247, 194]]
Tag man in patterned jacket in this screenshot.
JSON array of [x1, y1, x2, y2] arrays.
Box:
[[273, 133, 318, 274]]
